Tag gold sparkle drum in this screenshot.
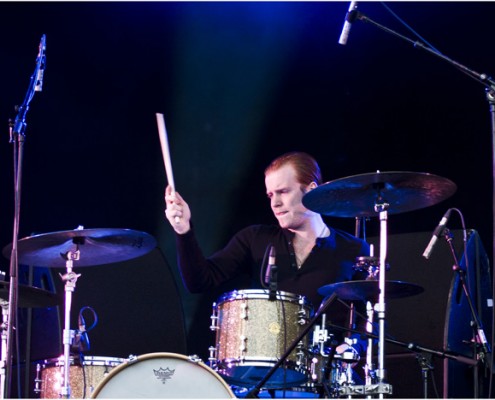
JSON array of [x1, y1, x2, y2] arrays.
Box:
[[39, 355, 124, 399], [91, 353, 235, 398], [210, 289, 313, 388]]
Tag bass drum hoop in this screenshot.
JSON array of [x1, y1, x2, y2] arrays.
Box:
[[90, 352, 235, 398]]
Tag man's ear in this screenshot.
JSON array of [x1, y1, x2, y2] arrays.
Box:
[[308, 181, 318, 190]]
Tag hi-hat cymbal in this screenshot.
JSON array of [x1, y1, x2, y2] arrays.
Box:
[[2, 228, 157, 268], [0, 281, 61, 308], [302, 171, 456, 217], [318, 280, 424, 301]]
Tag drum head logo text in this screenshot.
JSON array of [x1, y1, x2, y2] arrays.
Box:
[[153, 367, 175, 384]]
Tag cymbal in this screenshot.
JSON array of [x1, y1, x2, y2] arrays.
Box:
[[302, 171, 456, 217], [318, 280, 424, 301], [0, 281, 61, 308], [2, 228, 156, 268]]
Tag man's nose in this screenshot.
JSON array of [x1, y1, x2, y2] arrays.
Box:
[[271, 195, 281, 207]]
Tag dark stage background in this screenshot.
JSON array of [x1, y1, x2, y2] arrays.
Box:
[[0, 1, 494, 398]]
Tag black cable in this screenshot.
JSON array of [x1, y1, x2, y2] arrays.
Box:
[[380, 2, 442, 54]]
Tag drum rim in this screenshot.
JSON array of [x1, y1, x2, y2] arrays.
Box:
[[90, 352, 235, 399], [41, 355, 126, 367], [216, 289, 312, 307], [217, 362, 309, 389]]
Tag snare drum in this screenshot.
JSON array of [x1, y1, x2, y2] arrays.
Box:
[[38, 355, 124, 398], [210, 289, 313, 388], [91, 353, 235, 398]]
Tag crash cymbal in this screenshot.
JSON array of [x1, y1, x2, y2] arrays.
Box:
[[302, 171, 456, 217], [318, 280, 424, 301], [2, 228, 156, 268], [0, 281, 61, 308]]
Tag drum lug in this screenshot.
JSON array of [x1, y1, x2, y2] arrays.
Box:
[[210, 302, 219, 331], [33, 363, 42, 394], [208, 346, 218, 368], [295, 341, 306, 367], [240, 303, 247, 319], [297, 310, 308, 325], [297, 302, 309, 325], [239, 335, 247, 353]]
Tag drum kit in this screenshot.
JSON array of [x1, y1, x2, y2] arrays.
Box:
[[0, 171, 459, 398], [206, 171, 457, 398]]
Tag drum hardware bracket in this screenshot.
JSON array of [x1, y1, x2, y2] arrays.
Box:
[[127, 354, 138, 364], [188, 354, 202, 364], [338, 382, 393, 397]]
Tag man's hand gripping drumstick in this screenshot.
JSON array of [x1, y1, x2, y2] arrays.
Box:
[[156, 113, 191, 234]]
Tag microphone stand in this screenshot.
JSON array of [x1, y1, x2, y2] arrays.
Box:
[[3, 37, 45, 399], [351, 8, 495, 390], [244, 293, 338, 398]]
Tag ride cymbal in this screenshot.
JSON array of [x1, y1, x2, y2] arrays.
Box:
[[302, 171, 456, 217], [2, 228, 157, 268]]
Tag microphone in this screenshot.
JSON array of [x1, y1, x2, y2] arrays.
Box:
[[264, 245, 276, 285], [267, 246, 278, 300], [73, 313, 90, 352], [338, 2, 359, 46], [35, 34, 46, 92], [422, 209, 452, 259]]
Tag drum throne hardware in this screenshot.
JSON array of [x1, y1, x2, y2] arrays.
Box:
[[304, 171, 456, 398], [2, 227, 156, 399]]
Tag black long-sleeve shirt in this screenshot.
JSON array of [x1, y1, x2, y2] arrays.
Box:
[[175, 224, 370, 346]]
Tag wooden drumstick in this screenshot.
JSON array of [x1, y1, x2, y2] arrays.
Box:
[[156, 113, 180, 223]]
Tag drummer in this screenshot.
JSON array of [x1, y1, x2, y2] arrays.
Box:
[[164, 151, 370, 357]]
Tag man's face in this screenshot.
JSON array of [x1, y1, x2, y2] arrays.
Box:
[[265, 164, 313, 230]]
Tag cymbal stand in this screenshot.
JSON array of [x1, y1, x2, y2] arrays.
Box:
[[340, 198, 392, 397], [374, 196, 392, 398], [59, 249, 81, 399], [0, 300, 9, 399], [365, 301, 375, 390]]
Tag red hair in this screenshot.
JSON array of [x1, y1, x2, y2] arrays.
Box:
[[264, 152, 322, 186]]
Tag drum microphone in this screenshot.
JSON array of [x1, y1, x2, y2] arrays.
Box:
[[338, 2, 359, 45], [422, 209, 452, 259], [266, 246, 278, 300], [35, 34, 46, 92], [264, 245, 276, 285]]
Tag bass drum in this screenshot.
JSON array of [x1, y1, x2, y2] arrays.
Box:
[[91, 353, 235, 398]]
